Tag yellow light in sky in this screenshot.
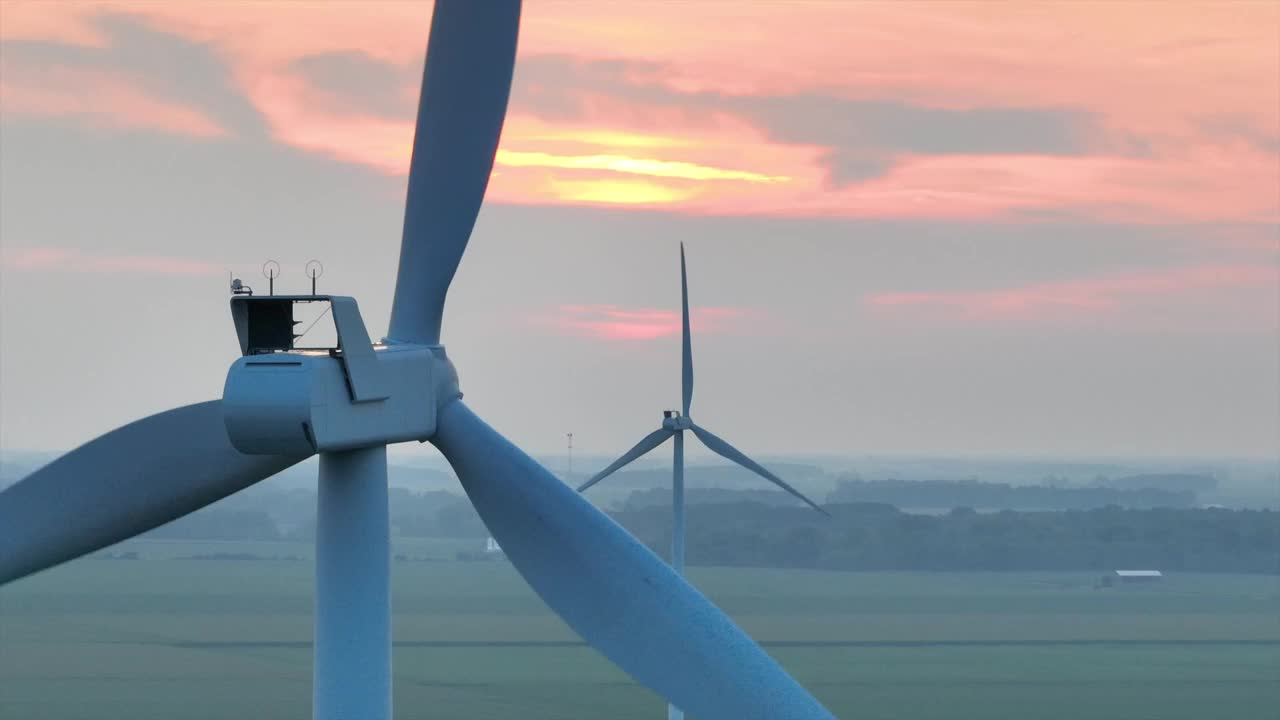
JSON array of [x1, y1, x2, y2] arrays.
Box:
[[548, 178, 696, 205], [497, 150, 789, 183]]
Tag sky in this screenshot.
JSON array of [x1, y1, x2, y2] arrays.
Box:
[[0, 1, 1277, 461]]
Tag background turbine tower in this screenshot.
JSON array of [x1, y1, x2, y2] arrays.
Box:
[[0, 4, 835, 719], [578, 243, 828, 720]]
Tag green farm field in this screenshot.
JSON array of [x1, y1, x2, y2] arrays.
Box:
[[2, 538, 1277, 719]]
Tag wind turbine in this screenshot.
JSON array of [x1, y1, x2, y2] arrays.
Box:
[[0, 3, 833, 720], [579, 244, 828, 720]]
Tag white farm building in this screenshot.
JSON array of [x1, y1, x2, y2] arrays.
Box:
[[1101, 569, 1163, 587]]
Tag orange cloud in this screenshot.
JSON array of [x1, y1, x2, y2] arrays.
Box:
[[2, 1, 1276, 223], [520, 2, 1280, 136], [4, 247, 222, 275], [489, 114, 825, 210], [772, 148, 1280, 223], [0, 2, 108, 47], [868, 264, 1279, 325], [222, 87, 814, 209]]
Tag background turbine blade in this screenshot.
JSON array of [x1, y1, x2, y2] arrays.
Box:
[[0, 401, 309, 584], [690, 423, 829, 515], [576, 428, 673, 492], [430, 401, 834, 720], [387, 0, 522, 344], [681, 243, 694, 416]]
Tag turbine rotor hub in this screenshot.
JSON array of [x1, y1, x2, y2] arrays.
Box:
[[427, 344, 462, 409], [662, 413, 693, 431]]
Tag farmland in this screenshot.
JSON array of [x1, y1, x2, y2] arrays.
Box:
[[2, 538, 1277, 719]]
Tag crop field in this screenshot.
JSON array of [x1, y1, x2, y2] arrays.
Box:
[[2, 538, 1277, 719]]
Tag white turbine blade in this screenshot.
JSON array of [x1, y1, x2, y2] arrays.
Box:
[[387, 0, 522, 345], [431, 401, 833, 720], [576, 428, 673, 492], [0, 401, 309, 584], [681, 243, 693, 416], [690, 424, 828, 515]]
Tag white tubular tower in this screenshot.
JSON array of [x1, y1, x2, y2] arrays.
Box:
[[315, 446, 392, 720]]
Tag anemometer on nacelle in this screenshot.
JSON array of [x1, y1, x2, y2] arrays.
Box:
[[221, 261, 449, 457]]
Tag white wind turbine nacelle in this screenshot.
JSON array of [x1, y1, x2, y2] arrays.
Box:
[[0, 3, 834, 719], [222, 342, 437, 455], [221, 295, 458, 455]]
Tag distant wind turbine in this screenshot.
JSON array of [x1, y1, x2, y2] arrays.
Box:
[[578, 244, 828, 720]]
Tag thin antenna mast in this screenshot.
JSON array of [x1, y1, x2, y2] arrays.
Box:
[[263, 260, 280, 296], [306, 260, 325, 296], [566, 432, 573, 483]]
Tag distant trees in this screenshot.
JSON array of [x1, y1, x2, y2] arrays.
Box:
[[826, 476, 1195, 510], [1104, 473, 1217, 493], [623, 487, 807, 510], [608, 502, 1279, 573], [387, 488, 487, 538], [138, 482, 1277, 575]]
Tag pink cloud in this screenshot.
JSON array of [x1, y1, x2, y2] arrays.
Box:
[[0, 3, 109, 47], [1, 3, 1276, 224], [549, 304, 759, 341], [4, 247, 222, 275], [868, 264, 1279, 326], [211, 50, 1280, 224]]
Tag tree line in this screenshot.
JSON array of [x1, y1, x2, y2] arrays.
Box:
[[609, 502, 1278, 573], [826, 477, 1197, 510], [146, 489, 1276, 574]]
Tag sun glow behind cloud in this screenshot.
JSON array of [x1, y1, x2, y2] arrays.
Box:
[[1, 1, 1274, 222], [546, 178, 696, 206], [496, 150, 789, 184]]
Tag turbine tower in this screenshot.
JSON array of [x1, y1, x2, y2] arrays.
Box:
[[578, 244, 828, 720], [0, 4, 835, 720]]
